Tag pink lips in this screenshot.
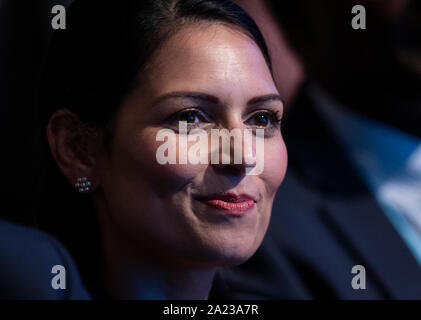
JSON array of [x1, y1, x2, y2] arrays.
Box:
[[197, 192, 256, 216]]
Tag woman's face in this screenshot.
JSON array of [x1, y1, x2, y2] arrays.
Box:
[[95, 24, 287, 268]]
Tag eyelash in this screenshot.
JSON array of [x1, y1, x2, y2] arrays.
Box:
[[166, 107, 282, 133], [247, 109, 282, 130], [166, 108, 210, 129]]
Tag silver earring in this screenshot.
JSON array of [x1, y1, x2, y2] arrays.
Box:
[[75, 177, 92, 193]]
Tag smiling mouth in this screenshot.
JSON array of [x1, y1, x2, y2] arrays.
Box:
[[195, 192, 256, 216]]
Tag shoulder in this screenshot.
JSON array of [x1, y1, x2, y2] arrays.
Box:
[[0, 219, 91, 299]]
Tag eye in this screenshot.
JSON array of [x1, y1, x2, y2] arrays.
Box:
[[166, 108, 211, 128], [246, 110, 281, 128], [178, 110, 202, 123]]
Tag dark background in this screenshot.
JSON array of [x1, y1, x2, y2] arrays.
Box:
[[0, 0, 71, 225]]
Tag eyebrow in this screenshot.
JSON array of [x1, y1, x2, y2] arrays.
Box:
[[152, 91, 284, 107], [248, 94, 285, 107], [152, 91, 219, 106]]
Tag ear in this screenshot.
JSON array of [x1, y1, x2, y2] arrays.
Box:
[[46, 109, 101, 191]]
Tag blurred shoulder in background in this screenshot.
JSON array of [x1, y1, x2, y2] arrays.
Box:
[[0, 219, 90, 299]]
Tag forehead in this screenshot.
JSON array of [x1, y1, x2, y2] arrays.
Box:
[[140, 23, 277, 101]]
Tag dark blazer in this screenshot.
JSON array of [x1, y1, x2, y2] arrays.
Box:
[[0, 219, 91, 299], [218, 83, 421, 299]]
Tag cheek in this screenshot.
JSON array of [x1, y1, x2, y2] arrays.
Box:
[[111, 128, 206, 196], [262, 138, 288, 197]]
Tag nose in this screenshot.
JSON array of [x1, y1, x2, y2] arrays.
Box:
[[210, 123, 257, 175]]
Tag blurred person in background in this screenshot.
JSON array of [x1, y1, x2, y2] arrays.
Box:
[[223, 0, 421, 299]]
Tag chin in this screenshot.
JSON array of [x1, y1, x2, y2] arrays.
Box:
[[215, 249, 259, 268], [198, 234, 263, 268]]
